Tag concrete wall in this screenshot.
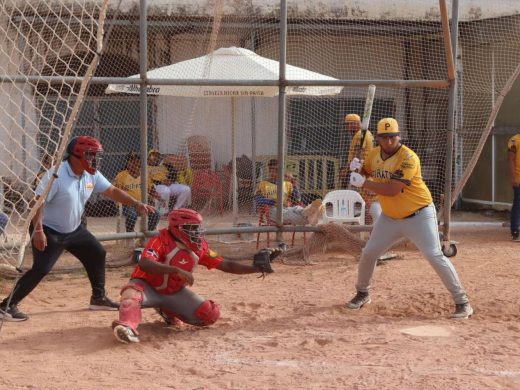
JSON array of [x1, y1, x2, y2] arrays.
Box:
[[112, 0, 520, 21]]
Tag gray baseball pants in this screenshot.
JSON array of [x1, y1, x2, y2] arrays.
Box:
[[133, 278, 205, 324], [355, 203, 469, 305]]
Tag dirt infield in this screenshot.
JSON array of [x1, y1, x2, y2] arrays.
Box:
[[1, 218, 519, 389]]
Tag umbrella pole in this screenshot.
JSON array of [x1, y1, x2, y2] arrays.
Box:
[[251, 97, 257, 214], [232, 97, 238, 225]]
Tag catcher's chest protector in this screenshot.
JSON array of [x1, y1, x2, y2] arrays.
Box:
[[165, 245, 199, 273], [153, 241, 200, 294]]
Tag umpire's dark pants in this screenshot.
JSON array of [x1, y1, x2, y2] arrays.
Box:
[[8, 225, 107, 305]]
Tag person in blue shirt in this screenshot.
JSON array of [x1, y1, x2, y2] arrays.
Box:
[[0, 212, 7, 238], [0, 136, 156, 322]]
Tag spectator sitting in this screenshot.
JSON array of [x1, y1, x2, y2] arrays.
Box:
[[163, 153, 193, 187], [114, 152, 161, 233], [147, 149, 169, 184], [154, 165, 192, 215], [149, 152, 191, 215], [256, 159, 323, 225]]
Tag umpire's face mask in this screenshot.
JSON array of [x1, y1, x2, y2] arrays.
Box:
[[79, 151, 101, 174]]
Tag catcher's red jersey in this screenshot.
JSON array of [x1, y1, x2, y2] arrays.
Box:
[[132, 228, 223, 294]]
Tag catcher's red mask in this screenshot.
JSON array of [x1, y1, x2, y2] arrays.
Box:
[[168, 209, 205, 250]]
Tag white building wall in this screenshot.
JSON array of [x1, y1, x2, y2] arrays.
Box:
[[0, 23, 39, 178]]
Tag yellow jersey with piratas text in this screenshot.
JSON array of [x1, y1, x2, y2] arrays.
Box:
[[347, 130, 375, 163], [114, 170, 153, 201], [507, 134, 520, 178], [256, 180, 294, 207], [363, 144, 432, 219]]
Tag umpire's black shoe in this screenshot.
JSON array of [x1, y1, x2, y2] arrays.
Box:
[[89, 295, 119, 311], [346, 291, 371, 310], [0, 303, 28, 322]]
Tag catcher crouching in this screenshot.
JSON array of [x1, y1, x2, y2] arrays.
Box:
[[112, 208, 279, 344]]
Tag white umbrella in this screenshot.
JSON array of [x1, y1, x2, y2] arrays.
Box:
[[106, 47, 343, 223]]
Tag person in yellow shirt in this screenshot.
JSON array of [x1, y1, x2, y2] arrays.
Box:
[[114, 152, 161, 233], [346, 117, 473, 319], [256, 159, 323, 225], [338, 113, 380, 225], [148, 150, 192, 215], [507, 134, 520, 241], [339, 114, 375, 187], [346, 113, 375, 163], [147, 149, 169, 184]]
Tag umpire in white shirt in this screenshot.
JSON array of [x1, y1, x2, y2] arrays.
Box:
[[0, 136, 156, 322]]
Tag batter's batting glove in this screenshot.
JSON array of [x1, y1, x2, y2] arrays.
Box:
[[349, 172, 366, 188], [349, 157, 362, 171]]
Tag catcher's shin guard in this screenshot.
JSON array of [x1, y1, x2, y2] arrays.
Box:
[[194, 300, 220, 326], [114, 283, 144, 332]]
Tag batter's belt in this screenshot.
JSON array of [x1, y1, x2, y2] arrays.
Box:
[[402, 204, 429, 219]]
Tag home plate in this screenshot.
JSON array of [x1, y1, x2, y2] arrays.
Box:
[[400, 325, 452, 337]]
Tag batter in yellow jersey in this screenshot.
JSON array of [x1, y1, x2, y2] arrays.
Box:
[[363, 143, 432, 219], [345, 117, 472, 320]]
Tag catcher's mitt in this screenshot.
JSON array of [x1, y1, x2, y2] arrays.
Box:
[[253, 245, 285, 278]]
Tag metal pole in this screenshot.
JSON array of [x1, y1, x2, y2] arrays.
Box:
[[231, 97, 238, 225], [251, 97, 257, 214], [139, 0, 149, 237], [251, 32, 258, 214], [491, 48, 496, 203], [442, 0, 459, 250], [275, 0, 287, 242], [17, 34, 28, 181], [0, 74, 451, 89]]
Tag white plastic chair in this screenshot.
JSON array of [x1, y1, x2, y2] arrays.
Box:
[[322, 190, 365, 226]]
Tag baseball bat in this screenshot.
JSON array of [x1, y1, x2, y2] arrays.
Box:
[[357, 84, 376, 160], [348, 84, 376, 190]]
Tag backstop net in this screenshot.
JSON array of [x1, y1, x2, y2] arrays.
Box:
[[100, 1, 520, 233], [0, 0, 109, 271]]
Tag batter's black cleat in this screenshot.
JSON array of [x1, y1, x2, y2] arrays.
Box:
[[346, 291, 371, 310], [451, 303, 474, 319]]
